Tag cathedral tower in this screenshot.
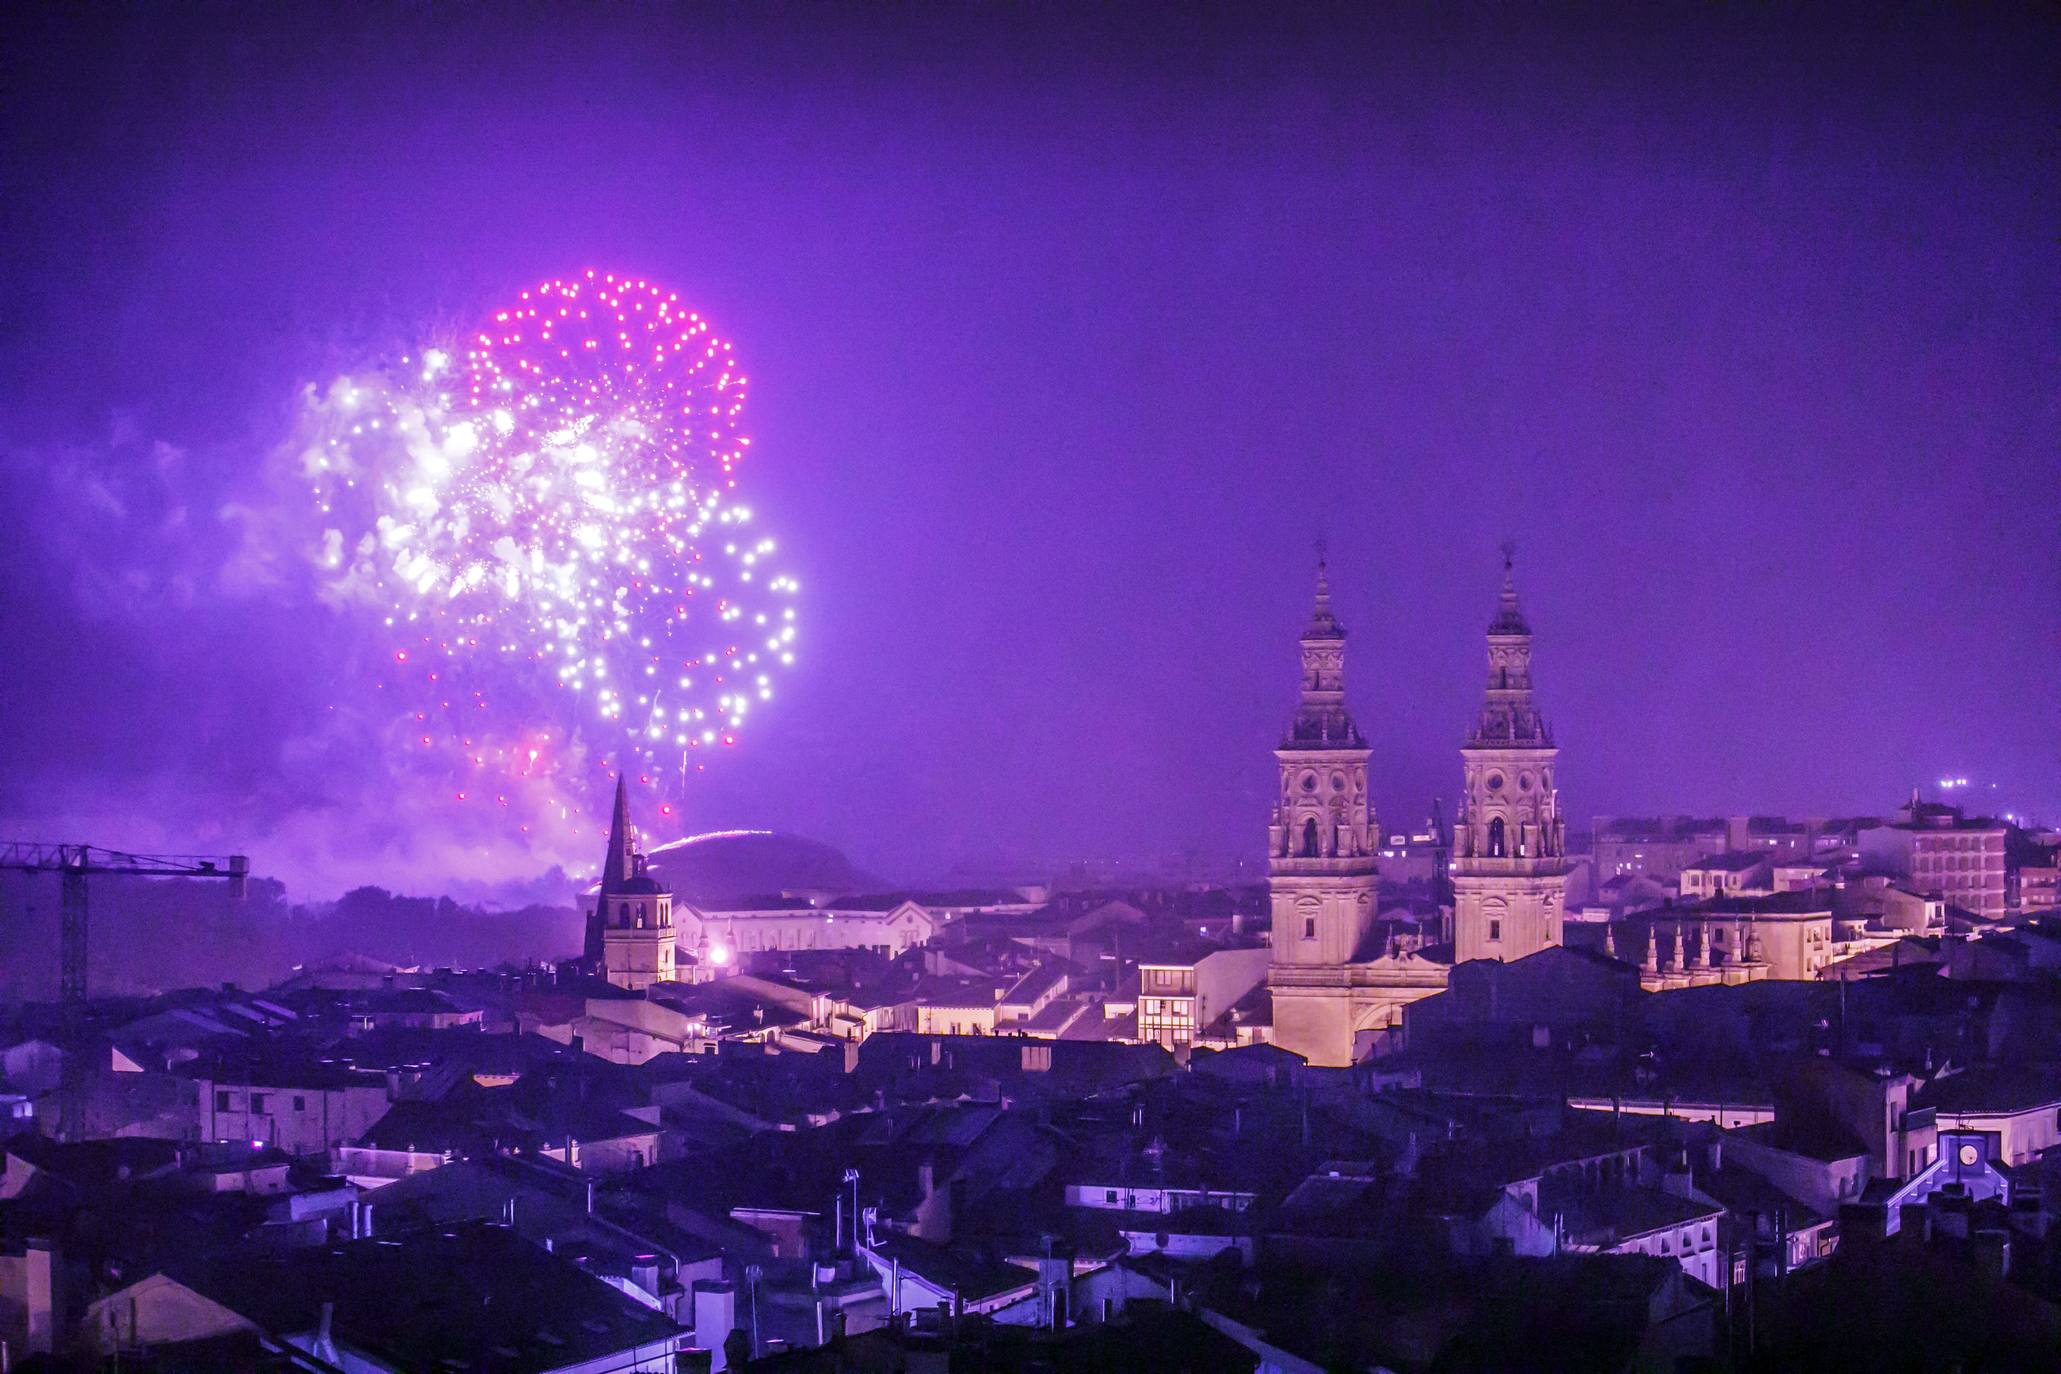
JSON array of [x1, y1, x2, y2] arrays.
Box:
[[1452, 546, 1569, 963], [1267, 556, 1382, 1064], [588, 775, 677, 990]]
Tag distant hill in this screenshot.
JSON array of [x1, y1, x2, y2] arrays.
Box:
[[630, 831, 884, 903], [0, 872, 582, 999]]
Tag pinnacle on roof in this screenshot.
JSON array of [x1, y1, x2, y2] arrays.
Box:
[[1304, 546, 1345, 639], [1489, 539, 1531, 637]]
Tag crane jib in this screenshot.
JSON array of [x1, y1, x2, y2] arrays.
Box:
[[0, 840, 251, 1002]]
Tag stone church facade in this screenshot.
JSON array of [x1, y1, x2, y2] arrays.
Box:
[[1267, 549, 1569, 1067]]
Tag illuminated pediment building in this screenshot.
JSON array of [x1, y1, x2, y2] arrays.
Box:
[[1266, 549, 1569, 1066]]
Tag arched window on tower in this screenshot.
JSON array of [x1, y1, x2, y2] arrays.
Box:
[[1301, 818, 1321, 858], [1488, 817, 1507, 859]]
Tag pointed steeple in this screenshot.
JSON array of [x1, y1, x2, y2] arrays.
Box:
[[1471, 542, 1547, 746], [1489, 539, 1530, 637], [1304, 544, 1344, 641], [585, 773, 642, 968], [1284, 547, 1362, 748], [601, 772, 637, 893]]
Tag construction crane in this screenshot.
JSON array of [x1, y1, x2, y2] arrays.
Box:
[[0, 842, 250, 1002]]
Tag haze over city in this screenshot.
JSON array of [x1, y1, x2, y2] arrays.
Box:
[[11, 6, 2061, 1373], [2, 4, 2054, 903]]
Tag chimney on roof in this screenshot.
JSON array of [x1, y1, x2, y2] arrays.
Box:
[[312, 1302, 339, 1365], [1973, 1229, 2012, 1281], [24, 1238, 60, 1356]]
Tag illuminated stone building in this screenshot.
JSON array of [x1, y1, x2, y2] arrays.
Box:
[[1266, 551, 1577, 1066], [1265, 559, 1447, 1067], [588, 776, 678, 992], [1859, 795, 2008, 921], [1451, 548, 1572, 965]]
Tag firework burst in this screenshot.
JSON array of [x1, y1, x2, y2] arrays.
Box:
[[298, 272, 799, 813]]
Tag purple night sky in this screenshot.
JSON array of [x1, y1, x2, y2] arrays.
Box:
[[1, 6, 2055, 896]]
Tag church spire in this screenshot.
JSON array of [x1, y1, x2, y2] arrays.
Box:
[[1489, 539, 1530, 637], [1471, 543, 1547, 746], [585, 772, 642, 970], [1305, 543, 1344, 640], [601, 772, 637, 892], [1286, 548, 1362, 747]]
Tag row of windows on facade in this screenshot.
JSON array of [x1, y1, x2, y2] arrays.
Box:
[[717, 930, 914, 953], [215, 1090, 311, 1114], [615, 902, 671, 928], [1301, 914, 1500, 942], [1280, 819, 1545, 859], [1644, 1223, 1715, 1257], [1096, 1188, 1247, 1209]]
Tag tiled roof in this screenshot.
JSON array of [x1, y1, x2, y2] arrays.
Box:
[[1914, 1066, 2061, 1115], [175, 1222, 680, 1371], [865, 1233, 1038, 1302], [1552, 1184, 1721, 1245]]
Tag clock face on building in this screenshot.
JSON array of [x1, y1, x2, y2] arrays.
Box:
[[1960, 1144, 1979, 1166]]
